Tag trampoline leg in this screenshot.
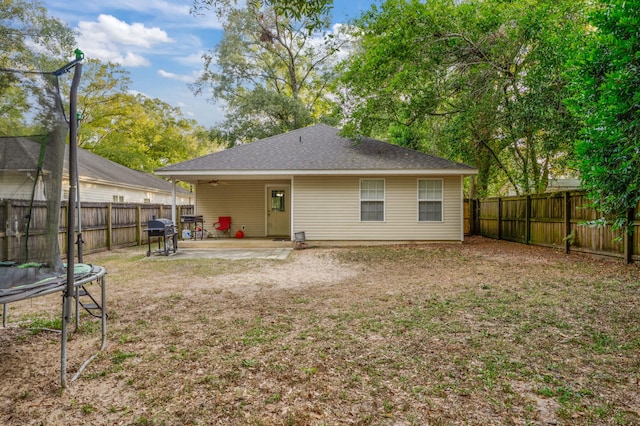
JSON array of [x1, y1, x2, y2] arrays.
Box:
[[61, 293, 71, 388], [70, 274, 107, 383], [2, 304, 6, 327], [100, 275, 107, 350], [75, 287, 80, 331]]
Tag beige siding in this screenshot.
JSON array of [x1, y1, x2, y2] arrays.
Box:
[[293, 175, 463, 241], [62, 179, 191, 204], [0, 175, 189, 204], [0, 174, 45, 200], [196, 180, 290, 237]]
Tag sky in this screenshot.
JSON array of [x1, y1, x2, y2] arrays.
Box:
[[42, 0, 377, 128]]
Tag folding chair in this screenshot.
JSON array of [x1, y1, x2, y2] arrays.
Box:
[[213, 216, 232, 238]]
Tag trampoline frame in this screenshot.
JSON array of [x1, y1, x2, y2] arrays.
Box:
[[1, 51, 107, 388], [0, 265, 107, 385]]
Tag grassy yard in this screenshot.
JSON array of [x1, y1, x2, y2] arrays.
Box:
[[0, 237, 638, 425]]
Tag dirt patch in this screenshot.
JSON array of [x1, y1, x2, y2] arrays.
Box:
[[1, 236, 639, 425]]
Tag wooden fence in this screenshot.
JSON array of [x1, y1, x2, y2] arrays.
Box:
[[5, 195, 635, 263], [466, 192, 638, 263], [1, 200, 194, 262]]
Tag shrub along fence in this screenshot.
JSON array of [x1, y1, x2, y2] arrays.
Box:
[[466, 192, 638, 263], [1, 200, 194, 262]]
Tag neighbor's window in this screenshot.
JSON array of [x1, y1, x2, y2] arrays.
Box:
[[360, 179, 385, 221], [418, 179, 443, 221], [113, 195, 124, 203]]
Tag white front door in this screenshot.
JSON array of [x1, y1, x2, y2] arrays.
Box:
[[266, 186, 290, 236]]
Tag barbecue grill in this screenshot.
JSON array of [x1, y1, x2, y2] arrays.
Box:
[[180, 215, 204, 240], [145, 218, 177, 256]]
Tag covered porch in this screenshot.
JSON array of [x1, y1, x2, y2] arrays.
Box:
[[169, 177, 295, 241], [179, 236, 296, 249]]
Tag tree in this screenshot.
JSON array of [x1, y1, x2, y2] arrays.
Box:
[[193, 0, 333, 32], [339, 0, 585, 197], [0, 0, 75, 70], [75, 60, 134, 150], [0, 0, 76, 135], [191, 1, 349, 145], [76, 60, 215, 172], [566, 0, 640, 229]]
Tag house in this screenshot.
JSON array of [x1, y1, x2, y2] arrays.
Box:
[[155, 124, 477, 242], [0, 137, 191, 205]]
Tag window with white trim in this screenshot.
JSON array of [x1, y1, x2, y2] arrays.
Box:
[[360, 179, 385, 221], [418, 179, 443, 221]]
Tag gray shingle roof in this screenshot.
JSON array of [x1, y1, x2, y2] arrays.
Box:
[[0, 136, 46, 170], [0, 136, 187, 194], [70, 146, 188, 193], [157, 124, 476, 174]]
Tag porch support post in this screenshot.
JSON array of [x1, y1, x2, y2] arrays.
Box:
[[171, 178, 177, 225], [291, 177, 297, 240]]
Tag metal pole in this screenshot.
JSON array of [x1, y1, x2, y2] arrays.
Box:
[[61, 54, 83, 389], [76, 111, 84, 265]]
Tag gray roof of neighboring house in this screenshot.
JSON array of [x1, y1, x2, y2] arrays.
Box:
[[69, 146, 188, 193], [156, 124, 477, 174], [0, 136, 188, 194]]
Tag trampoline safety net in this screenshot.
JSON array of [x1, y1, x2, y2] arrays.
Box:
[[0, 69, 67, 289]]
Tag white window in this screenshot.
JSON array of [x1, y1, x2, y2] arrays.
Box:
[[113, 195, 124, 203], [418, 179, 443, 221], [360, 179, 385, 221]]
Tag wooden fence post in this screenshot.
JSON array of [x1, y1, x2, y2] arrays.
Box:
[[525, 195, 531, 244], [497, 198, 502, 240], [624, 207, 634, 264], [475, 199, 481, 236], [2, 201, 10, 260], [106, 203, 113, 251], [471, 199, 477, 236], [564, 191, 571, 254], [470, 199, 476, 235], [136, 205, 142, 246]]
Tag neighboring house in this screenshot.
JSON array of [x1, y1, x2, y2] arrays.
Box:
[[546, 178, 581, 193], [0, 137, 191, 205], [156, 124, 477, 242]]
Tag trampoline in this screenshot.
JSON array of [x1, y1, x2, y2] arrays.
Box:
[[1, 51, 107, 387]]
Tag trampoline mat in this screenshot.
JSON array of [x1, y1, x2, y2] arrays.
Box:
[[0, 263, 94, 303]]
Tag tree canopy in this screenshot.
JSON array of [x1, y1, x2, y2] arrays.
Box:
[[339, 0, 586, 197], [1, 1, 214, 174], [4, 0, 639, 211], [76, 60, 215, 173], [192, 1, 350, 145], [0, 0, 75, 70], [193, 0, 333, 32], [565, 0, 640, 228]]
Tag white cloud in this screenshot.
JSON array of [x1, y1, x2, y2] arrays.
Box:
[[174, 51, 207, 67], [80, 14, 173, 48], [130, 0, 191, 17], [128, 89, 150, 98], [158, 69, 200, 83], [77, 14, 174, 66]]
